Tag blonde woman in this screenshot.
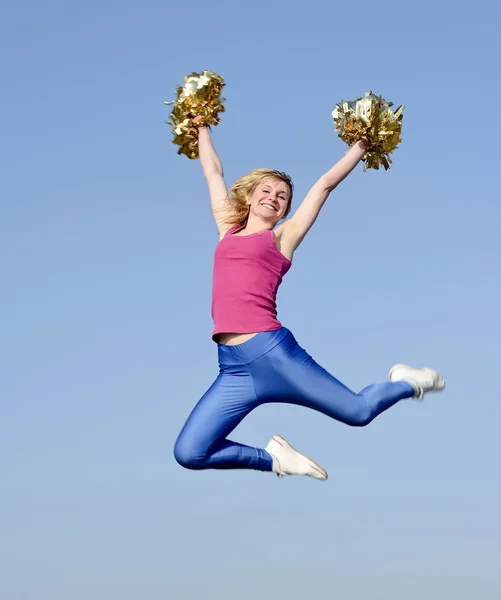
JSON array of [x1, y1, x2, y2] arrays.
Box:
[[174, 126, 445, 480]]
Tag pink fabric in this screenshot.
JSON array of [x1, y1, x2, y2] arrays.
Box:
[[211, 225, 292, 339]]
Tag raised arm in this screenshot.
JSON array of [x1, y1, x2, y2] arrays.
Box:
[[278, 139, 368, 254], [197, 126, 231, 237]]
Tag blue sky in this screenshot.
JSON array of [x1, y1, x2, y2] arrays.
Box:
[[1, 0, 500, 598]]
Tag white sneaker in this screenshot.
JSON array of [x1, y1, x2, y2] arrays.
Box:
[[265, 435, 328, 480], [389, 363, 445, 400]]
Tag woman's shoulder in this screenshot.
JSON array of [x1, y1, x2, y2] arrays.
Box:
[[273, 221, 295, 262], [218, 223, 241, 241], [273, 221, 288, 242]]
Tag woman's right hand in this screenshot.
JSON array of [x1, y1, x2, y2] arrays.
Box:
[[187, 115, 204, 135]]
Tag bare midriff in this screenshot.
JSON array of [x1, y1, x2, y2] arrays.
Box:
[[214, 332, 259, 346]]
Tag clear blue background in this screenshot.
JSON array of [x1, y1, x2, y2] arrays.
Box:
[[1, 1, 500, 598]]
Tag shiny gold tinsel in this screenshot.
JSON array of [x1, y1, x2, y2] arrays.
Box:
[[165, 70, 225, 159], [332, 91, 404, 171]]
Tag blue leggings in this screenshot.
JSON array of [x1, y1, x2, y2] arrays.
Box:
[[174, 328, 414, 472]]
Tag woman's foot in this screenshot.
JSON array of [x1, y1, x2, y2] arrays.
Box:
[[389, 363, 445, 400], [265, 435, 328, 480]]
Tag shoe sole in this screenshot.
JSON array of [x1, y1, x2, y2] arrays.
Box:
[[272, 435, 328, 480], [389, 363, 410, 380]]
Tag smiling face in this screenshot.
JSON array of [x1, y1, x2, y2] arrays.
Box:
[[248, 177, 291, 225]]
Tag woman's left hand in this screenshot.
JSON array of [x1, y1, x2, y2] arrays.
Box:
[[359, 135, 371, 150]]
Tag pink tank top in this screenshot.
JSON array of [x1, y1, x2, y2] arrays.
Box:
[[211, 224, 292, 338]]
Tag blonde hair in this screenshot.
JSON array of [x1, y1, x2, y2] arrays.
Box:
[[220, 168, 294, 226]]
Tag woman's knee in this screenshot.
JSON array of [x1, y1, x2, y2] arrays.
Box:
[[173, 435, 208, 470], [346, 401, 375, 427]]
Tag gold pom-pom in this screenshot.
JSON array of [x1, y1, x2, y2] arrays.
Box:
[[165, 70, 225, 159], [332, 91, 404, 171]]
